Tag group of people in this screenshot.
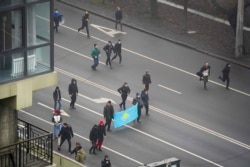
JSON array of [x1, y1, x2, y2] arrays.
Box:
[[197, 62, 231, 90], [91, 39, 122, 70], [54, 5, 123, 36], [52, 114, 111, 166]]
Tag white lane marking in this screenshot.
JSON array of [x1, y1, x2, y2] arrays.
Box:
[[55, 27, 250, 97], [158, 84, 182, 94], [18, 109, 143, 165], [157, 0, 250, 32], [55, 67, 250, 150], [78, 93, 116, 104], [20, 100, 223, 167], [37, 102, 70, 117], [91, 24, 126, 37]]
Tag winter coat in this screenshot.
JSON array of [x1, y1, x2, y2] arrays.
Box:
[[53, 89, 61, 101], [68, 79, 78, 95], [103, 44, 114, 55], [91, 48, 100, 58], [58, 124, 74, 139], [97, 124, 106, 141], [114, 42, 122, 54], [132, 97, 144, 109], [103, 105, 114, 120], [222, 65, 230, 76], [115, 10, 123, 20], [89, 125, 99, 142], [117, 86, 130, 96], [142, 74, 151, 85], [141, 91, 149, 106], [101, 158, 112, 167]]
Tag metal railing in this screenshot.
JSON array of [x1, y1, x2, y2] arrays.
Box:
[[0, 119, 53, 167]]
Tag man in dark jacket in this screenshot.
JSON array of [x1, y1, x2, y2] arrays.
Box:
[[103, 41, 114, 69], [97, 120, 106, 151], [89, 124, 98, 154], [117, 82, 131, 110], [58, 123, 74, 153], [141, 89, 149, 116], [132, 93, 144, 123], [103, 101, 114, 131], [111, 39, 122, 64], [142, 70, 152, 91], [196, 62, 211, 90], [115, 6, 123, 31], [68, 79, 78, 109], [218, 63, 231, 89], [53, 86, 61, 110], [101, 155, 111, 167], [78, 11, 90, 38]]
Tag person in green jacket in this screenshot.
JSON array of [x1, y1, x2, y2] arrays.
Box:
[[91, 43, 101, 70]]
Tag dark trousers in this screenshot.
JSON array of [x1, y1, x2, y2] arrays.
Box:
[[115, 19, 122, 30], [78, 22, 90, 37], [70, 94, 77, 108], [220, 75, 230, 88], [105, 53, 112, 67], [54, 20, 59, 32], [59, 137, 71, 152], [144, 104, 149, 114], [203, 76, 208, 89], [112, 52, 122, 64], [105, 119, 112, 130], [89, 140, 97, 153], [137, 107, 142, 121], [120, 95, 127, 110]]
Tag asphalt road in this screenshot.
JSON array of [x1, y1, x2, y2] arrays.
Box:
[[18, 2, 250, 167]]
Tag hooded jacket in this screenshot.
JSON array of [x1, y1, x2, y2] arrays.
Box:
[[68, 79, 78, 95]]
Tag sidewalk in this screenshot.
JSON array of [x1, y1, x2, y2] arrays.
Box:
[[56, 0, 250, 69]]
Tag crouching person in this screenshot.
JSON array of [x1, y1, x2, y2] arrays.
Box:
[[70, 142, 86, 164]]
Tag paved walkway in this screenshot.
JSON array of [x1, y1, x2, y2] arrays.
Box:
[[56, 0, 250, 69]]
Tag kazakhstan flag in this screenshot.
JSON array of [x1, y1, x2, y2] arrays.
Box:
[[114, 104, 138, 128]]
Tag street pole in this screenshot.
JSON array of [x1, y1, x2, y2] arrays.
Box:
[[183, 0, 188, 32], [235, 0, 244, 58]]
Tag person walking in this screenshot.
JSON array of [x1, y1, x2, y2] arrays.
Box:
[[103, 101, 114, 131], [97, 120, 106, 151], [53, 86, 61, 110], [142, 70, 152, 91], [58, 123, 74, 153], [91, 43, 101, 70], [52, 109, 62, 140], [101, 155, 112, 167], [115, 6, 123, 31], [141, 89, 149, 116], [70, 142, 86, 164], [89, 124, 98, 154], [103, 41, 114, 69], [111, 39, 122, 64], [196, 62, 211, 90], [68, 78, 78, 109], [132, 93, 144, 123], [54, 9, 62, 32], [78, 11, 90, 38], [218, 63, 231, 89], [117, 82, 131, 110]]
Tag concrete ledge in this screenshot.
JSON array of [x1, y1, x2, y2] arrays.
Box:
[[51, 151, 86, 167], [0, 72, 58, 109]]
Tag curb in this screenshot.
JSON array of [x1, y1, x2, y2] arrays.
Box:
[[57, 0, 250, 70]]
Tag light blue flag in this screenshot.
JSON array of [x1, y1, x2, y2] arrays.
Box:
[[114, 104, 138, 128]]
